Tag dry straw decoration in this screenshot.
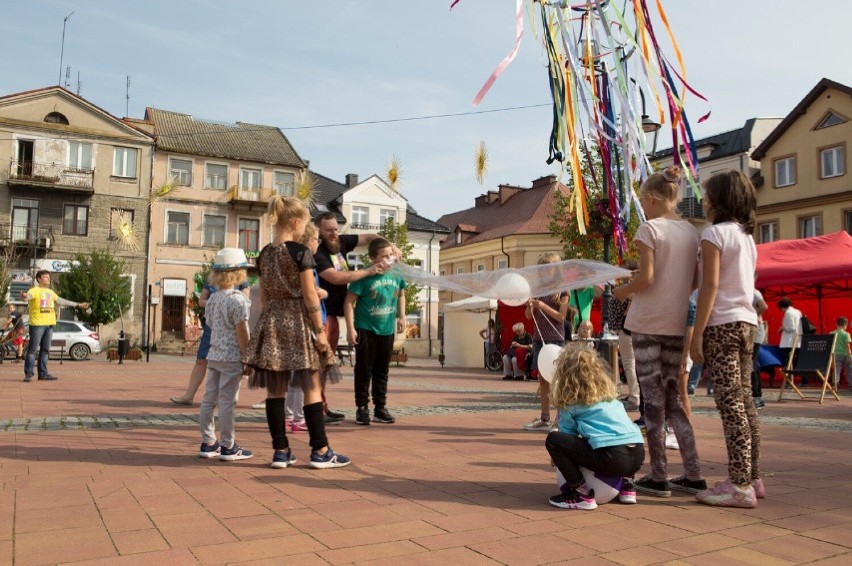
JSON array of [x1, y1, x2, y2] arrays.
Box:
[[111, 209, 141, 251], [475, 140, 488, 185], [386, 155, 402, 191], [150, 177, 181, 204], [295, 170, 316, 208]]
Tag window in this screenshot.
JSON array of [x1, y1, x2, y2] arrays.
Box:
[[476, 264, 485, 272], [816, 112, 847, 129], [351, 206, 369, 227], [455, 232, 462, 244], [69, 141, 92, 170], [273, 171, 295, 196], [773, 156, 795, 187], [497, 259, 508, 270], [820, 145, 845, 179], [799, 214, 822, 239], [44, 112, 69, 125], [240, 168, 262, 190], [63, 205, 88, 236], [379, 208, 397, 225], [203, 215, 226, 247], [166, 211, 190, 245], [844, 210, 852, 236], [169, 158, 193, 186], [113, 147, 138, 178], [238, 218, 260, 252], [455, 267, 465, 274], [109, 208, 135, 240], [204, 163, 228, 190], [758, 222, 778, 244], [11, 198, 39, 241]]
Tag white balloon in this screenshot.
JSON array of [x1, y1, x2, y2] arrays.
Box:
[[493, 272, 531, 306], [537, 343, 563, 383], [556, 467, 622, 504]]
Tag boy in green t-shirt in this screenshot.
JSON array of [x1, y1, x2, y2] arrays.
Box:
[[831, 317, 851, 390], [344, 238, 407, 425]]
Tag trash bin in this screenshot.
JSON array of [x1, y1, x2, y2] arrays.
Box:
[[118, 337, 130, 358]]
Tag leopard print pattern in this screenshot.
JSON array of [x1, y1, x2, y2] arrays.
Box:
[[703, 321, 761, 484]]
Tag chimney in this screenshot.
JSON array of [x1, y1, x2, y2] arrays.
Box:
[[498, 184, 523, 204], [531, 175, 557, 189], [345, 173, 359, 187]]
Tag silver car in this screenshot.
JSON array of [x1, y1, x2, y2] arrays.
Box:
[[50, 320, 103, 361]]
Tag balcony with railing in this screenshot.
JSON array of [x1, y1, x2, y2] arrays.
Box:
[[227, 185, 274, 208], [8, 159, 95, 192], [0, 223, 54, 250]]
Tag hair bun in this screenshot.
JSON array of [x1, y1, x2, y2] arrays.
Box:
[[662, 166, 682, 183]]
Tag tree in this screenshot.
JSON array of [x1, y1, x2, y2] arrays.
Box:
[[548, 152, 641, 265], [54, 249, 132, 328], [361, 218, 422, 316], [188, 256, 214, 323]]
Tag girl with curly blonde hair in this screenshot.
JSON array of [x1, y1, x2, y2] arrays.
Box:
[[544, 344, 645, 510]]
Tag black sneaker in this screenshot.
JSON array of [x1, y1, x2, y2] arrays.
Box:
[[502, 375, 514, 381], [635, 474, 671, 497], [753, 397, 765, 409], [356, 406, 371, 426], [326, 409, 345, 420], [23, 375, 33, 382], [374, 407, 396, 424], [38, 374, 59, 381], [668, 475, 707, 494], [324, 413, 344, 425], [548, 488, 597, 510]]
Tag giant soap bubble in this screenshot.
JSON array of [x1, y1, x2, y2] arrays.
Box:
[[493, 272, 531, 307], [537, 343, 563, 383]]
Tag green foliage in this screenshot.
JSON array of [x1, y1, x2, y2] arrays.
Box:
[[188, 256, 214, 319], [548, 153, 641, 265], [361, 218, 421, 315], [54, 249, 132, 326]]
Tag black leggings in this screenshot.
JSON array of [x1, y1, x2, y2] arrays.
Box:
[[545, 431, 645, 489]]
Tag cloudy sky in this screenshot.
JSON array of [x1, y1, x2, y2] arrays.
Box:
[[2, 1, 850, 221]]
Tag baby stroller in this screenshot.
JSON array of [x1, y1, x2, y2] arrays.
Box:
[[0, 320, 26, 364]]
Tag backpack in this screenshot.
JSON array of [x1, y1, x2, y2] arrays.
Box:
[[800, 315, 817, 335]]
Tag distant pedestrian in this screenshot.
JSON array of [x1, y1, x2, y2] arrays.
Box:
[[3, 303, 25, 361], [690, 170, 762, 508], [197, 248, 253, 462], [831, 316, 851, 390], [21, 270, 89, 382]]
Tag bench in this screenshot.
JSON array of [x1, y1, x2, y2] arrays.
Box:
[[337, 344, 354, 366], [52, 339, 66, 364], [390, 343, 407, 366]]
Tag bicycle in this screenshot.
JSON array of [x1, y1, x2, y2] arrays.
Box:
[[485, 343, 502, 372]]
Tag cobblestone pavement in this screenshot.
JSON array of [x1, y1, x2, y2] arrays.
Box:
[[1, 355, 851, 565]]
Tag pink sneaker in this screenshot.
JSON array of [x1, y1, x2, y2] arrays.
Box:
[[752, 478, 766, 499], [291, 420, 307, 432], [284, 418, 293, 430], [696, 479, 756, 508]]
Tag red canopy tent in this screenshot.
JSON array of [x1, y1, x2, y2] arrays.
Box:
[[756, 231, 852, 337]]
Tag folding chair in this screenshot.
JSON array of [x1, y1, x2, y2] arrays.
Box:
[[778, 334, 840, 404]]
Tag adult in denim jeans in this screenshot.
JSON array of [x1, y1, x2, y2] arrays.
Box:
[[22, 270, 89, 382]]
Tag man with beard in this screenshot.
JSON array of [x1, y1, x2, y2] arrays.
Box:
[[314, 211, 399, 423]]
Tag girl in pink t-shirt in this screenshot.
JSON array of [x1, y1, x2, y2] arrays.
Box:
[[690, 170, 761, 508], [612, 166, 705, 499]]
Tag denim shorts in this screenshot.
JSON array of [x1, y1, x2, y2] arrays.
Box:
[[197, 323, 212, 360]]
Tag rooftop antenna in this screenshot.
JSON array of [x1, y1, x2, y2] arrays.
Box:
[[58, 11, 75, 85], [64, 65, 71, 89], [76, 71, 81, 96], [125, 75, 131, 117]]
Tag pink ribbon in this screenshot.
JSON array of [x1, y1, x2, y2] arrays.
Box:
[[472, 0, 524, 107]]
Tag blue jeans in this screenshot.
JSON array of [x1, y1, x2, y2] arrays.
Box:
[[25, 324, 53, 378], [687, 363, 705, 394]]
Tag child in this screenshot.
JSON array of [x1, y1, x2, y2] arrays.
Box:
[[609, 260, 639, 410], [690, 170, 762, 508], [344, 238, 407, 425], [831, 317, 851, 390], [574, 320, 595, 342], [197, 248, 253, 461], [612, 166, 706, 498], [244, 196, 350, 469], [284, 223, 329, 432], [545, 344, 645, 510], [523, 252, 571, 431]]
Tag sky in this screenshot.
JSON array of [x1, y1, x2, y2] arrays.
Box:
[[2, 1, 851, 222]]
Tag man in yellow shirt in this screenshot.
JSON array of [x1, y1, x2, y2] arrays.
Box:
[[22, 270, 89, 382]]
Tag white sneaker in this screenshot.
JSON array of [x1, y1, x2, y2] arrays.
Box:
[[665, 432, 679, 450], [523, 417, 552, 432], [251, 401, 266, 409]]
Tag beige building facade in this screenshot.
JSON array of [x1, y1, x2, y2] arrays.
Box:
[[752, 79, 852, 243], [141, 108, 306, 348]]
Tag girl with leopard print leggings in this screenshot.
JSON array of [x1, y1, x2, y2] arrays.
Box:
[[691, 170, 762, 508]]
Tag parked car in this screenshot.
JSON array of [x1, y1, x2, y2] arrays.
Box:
[[49, 320, 102, 361]]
